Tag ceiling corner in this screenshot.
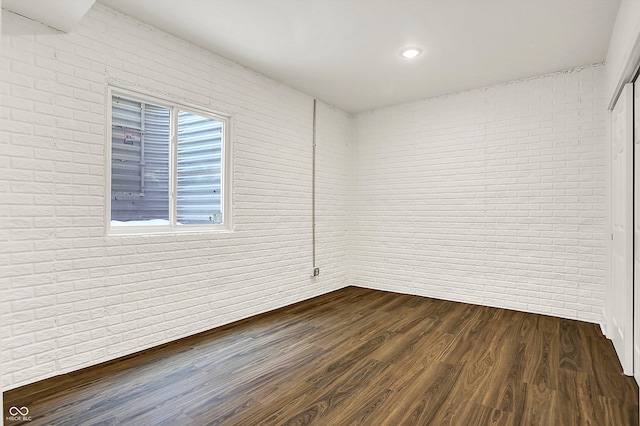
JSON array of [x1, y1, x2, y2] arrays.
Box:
[[2, 0, 96, 32]]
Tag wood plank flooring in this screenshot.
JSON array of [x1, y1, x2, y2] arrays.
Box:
[[3, 287, 638, 425]]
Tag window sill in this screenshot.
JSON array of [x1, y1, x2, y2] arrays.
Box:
[[106, 224, 233, 236]]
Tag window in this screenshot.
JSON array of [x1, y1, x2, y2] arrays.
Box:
[[107, 88, 231, 233]]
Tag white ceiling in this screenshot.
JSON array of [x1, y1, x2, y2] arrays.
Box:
[[3, 0, 95, 32], [8, 0, 623, 113]]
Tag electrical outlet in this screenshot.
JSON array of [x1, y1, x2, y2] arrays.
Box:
[[312, 267, 320, 277]]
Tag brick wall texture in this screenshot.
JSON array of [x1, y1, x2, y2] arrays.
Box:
[[353, 66, 606, 323]]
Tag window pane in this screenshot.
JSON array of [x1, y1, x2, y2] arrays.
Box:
[[177, 111, 223, 224], [111, 96, 170, 226]]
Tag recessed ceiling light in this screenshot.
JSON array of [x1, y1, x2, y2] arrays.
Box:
[[400, 47, 422, 59]]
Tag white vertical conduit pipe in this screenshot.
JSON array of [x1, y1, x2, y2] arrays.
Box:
[[312, 99, 317, 271]]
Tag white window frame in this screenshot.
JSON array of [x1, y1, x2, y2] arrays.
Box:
[[106, 86, 232, 235]]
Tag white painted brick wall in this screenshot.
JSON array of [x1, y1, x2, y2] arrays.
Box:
[[315, 103, 354, 285], [352, 65, 607, 323], [1, 5, 352, 390]]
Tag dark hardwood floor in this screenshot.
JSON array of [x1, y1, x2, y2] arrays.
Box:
[[4, 286, 638, 425]]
